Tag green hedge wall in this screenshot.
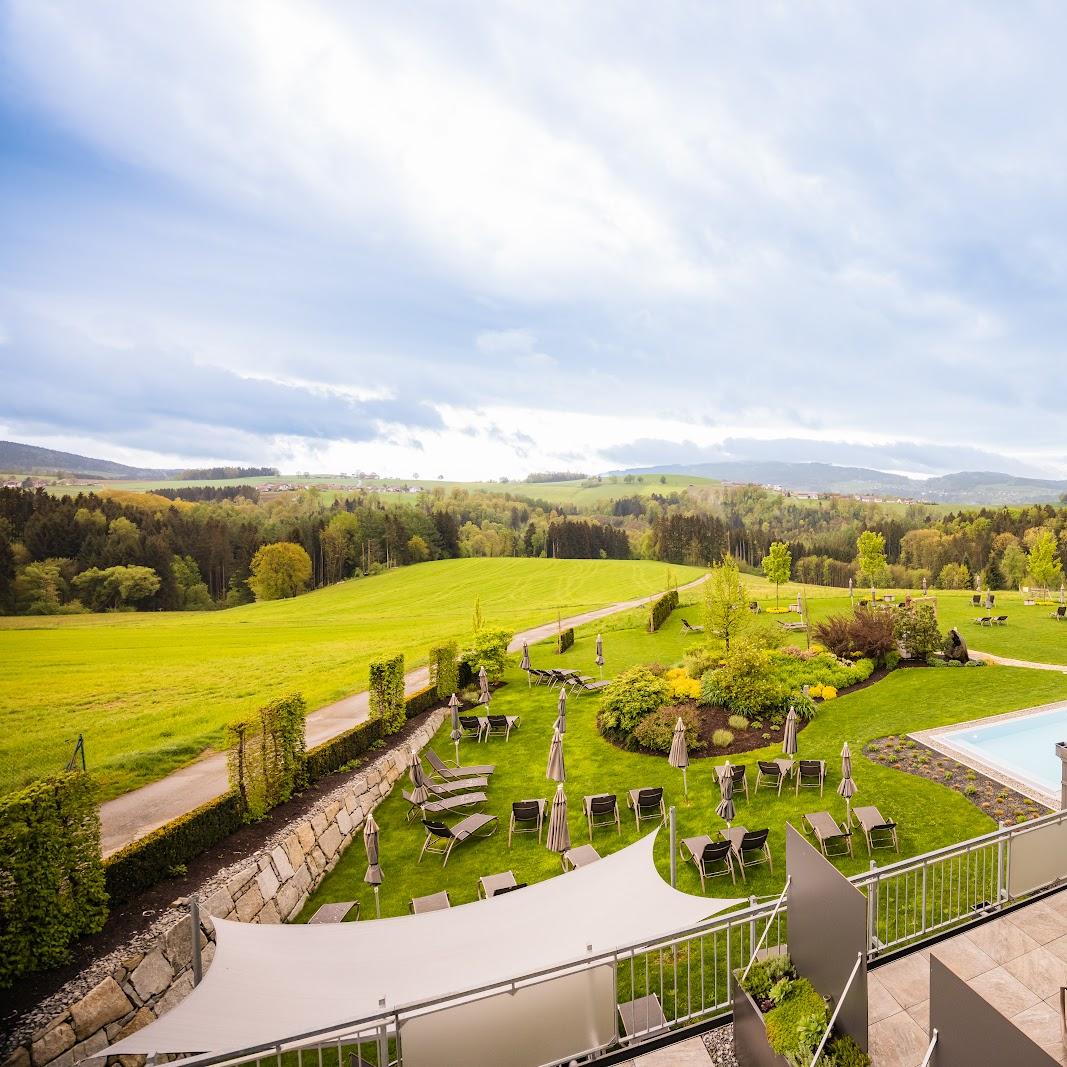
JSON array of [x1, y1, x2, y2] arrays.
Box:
[[104, 792, 243, 905], [429, 641, 459, 699], [369, 654, 406, 734], [647, 589, 679, 632], [0, 773, 108, 986], [556, 627, 575, 654]]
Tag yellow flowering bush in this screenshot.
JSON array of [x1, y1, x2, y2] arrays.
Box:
[[821, 685, 838, 700], [665, 667, 701, 700]]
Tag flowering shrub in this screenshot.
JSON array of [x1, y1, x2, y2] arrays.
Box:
[[632, 705, 704, 753], [665, 667, 701, 700], [809, 684, 838, 700], [598, 666, 671, 734]]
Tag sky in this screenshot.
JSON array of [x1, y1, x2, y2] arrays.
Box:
[[2, 1, 1067, 480]]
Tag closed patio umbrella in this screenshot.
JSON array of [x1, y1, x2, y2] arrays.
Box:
[[546, 782, 571, 853], [668, 716, 689, 796], [782, 706, 798, 758], [448, 692, 462, 765], [478, 665, 490, 706], [838, 742, 857, 827], [716, 761, 735, 827], [848, 577, 854, 602], [546, 727, 566, 783], [595, 633, 605, 678], [555, 686, 567, 735], [363, 813, 382, 918], [520, 641, 531, 685], [408, 749, 430, 805]]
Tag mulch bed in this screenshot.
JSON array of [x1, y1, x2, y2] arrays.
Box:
[[864, 735, 1049, 825]]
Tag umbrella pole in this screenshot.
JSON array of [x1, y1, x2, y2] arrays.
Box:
[[373, 885, 380, 919], [682, 767, 688, 797], [454, 739, 460, 766]]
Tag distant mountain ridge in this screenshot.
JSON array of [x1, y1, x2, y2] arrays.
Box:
[[610, 460, 1067, 505], [0, 441, 178, 479]]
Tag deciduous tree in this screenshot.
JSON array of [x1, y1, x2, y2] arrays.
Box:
[[761, 541, 792, 607], [703, 553, 748, 651], [246, 542, 312, 601]]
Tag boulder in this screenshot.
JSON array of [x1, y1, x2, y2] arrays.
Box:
[[31, 1024, 75, 1066], [130, 949, 174, 1002], [234, 882, 264, 923], [70, 977, 133, 1040]]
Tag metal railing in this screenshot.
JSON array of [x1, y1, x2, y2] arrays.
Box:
[[159, 808, 1067, 1067]]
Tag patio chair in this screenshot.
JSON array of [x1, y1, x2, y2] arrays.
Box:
[[618, 993, 668, 1042], [583, 793, 621, 840], [418, 813, 498, 866], [992, 615, 1008, 625], [508, 798, 546, 846], [403, 788, 487, 822], [561, 843, 601, 871], [308, 900, 360, 924], [425, 749, 495, 780], [716, 762, 750, 801], [803, 811, 853, 858], [458, 715, 487, 741], [971, 594, 982, 607], [854, 805, 899, 854], [749, 600, 761, 614], [681, 618, 704, 633], [485, 714, 519, 741], [755, 760, 786, 796], [1051, 606, 1067, 620], [680, 835, 735, 890], [410, 890, 451, 914], [627, 787, 666, 829], [478, 870, 517, 899], [795, 759, 826, 796], [973, 616, 992, 626], [721, 826, 772, 880]]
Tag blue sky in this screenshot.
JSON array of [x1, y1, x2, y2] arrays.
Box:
[[2, 1, 1067, 479]]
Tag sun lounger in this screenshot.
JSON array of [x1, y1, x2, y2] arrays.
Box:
[[570, 676, 611, 694], [854, 805, 899, 854], [972, 594, 982, 607], [795, 759, 826, 796], [680, 835, 735, 889], [562, 843, 601, 871], [425, 749, 495, 780], [992, 615, 1008, 625], [584, 793, 621, 839], [528, 668, 554, 685], [478, 870, 517, 898], [418, 813, 498, 865], [308, 900, 359, 924], [485, 714, 519, 741], [458, 715, 487, 741], [755, 760, 787, 796], [508, 798, 546, 846], [681, 618, 704, 633], [803, 811, 853, 858], [423, 774, 489, 796], [403, 788, 487, 822], [974, 616, 992, 626], [1052, 606, 1067, 620], [548, 669, 580, 688], [721, 826, 772, 879], [618, 993, 667, 1041], [716, 763, 750, 800], [627, 787, 666, 829], [410, 890, 451, 914]]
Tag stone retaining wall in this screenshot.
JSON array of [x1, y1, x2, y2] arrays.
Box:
[[3, 710, 445, 1067]]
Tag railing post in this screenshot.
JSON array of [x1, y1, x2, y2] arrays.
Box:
[[996, 820, 1006, 906], [669, 805, 677, 888], [189, 896, 203, 986], [920, 1028, 938, 1067], [867, 860, 878, 955], [749, 896, 757, 957]]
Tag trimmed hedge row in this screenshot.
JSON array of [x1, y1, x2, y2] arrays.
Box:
[[647, 589, 679, 632], [556, 627, 575, 654], [369, 654, 406, 733]]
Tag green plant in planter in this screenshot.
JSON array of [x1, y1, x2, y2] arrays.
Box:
[[740, 953, 795, 1003], [824, 1034, 871, 1066], [765, 978, 829, 1065]]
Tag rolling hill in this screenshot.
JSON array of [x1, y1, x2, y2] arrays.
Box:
[[0, 440, 178, 479]]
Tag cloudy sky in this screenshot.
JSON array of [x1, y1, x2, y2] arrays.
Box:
[[2, 1, 1067, 479]]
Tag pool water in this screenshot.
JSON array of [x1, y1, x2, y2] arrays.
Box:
[[943, 705, 1067, 795]]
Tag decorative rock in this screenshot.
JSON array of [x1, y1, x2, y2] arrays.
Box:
[[319, 824, 342, 859], [258, 900, 281, 925], [283, 833, 304, 872], [130, 950, 173, 1002], [31, 1023, 75, 1066], [71, 1030, 108, 1062], [336, 808, 352, 836], [234, 883, 264, 923], [113, 1007, 155, 1044], [270, 845, 294, 882], [324, 802, 341, 822], [293, 863, 312, 892], [275, 879, 302, 921], [256, 864, 280, 903], [163, 917, 195, 970], [155, 971, 193, 1018], [4, 1046, 31, 1067], [296, 821, 315, 854], [202, 942, 216, 971], [226, 866, 256, 899], [70, 977, 133, 1040], [310, 812, 328, 836]]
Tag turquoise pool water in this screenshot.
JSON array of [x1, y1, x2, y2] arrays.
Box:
[[943, 704, 1067, 795]]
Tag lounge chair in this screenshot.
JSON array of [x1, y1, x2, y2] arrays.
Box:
[[528, 668, 554, 685], [508, 798, 546, 846], [422, 774, 489, 797], [755, 760, 787, 796], [627, 787, 666, 829], [795, 759, 826, 796], [562, 843, 601, 871], [749, 601, 761, 614], [410, 890, 451, 914], [308, 900, 360, 924], [803, 811, 853, 858], [1052, 606, 1067, 620], [403, 788, 487, 822], [548, 669, 580, 688], [570, 676, 611, 694], [418, 813, 498, 865], [425, 749, 495, 780], [971, 594, 982, 607], [485, 714, 519, 741], [680, 835, 735, 889], [458, 715, 487, 741], [618, 993, 667, 1042], [584, 793, 621, 840], [716, 763, 750, 800], [681, 618, 704, 633], [854, 805, 899, 854], [478, 870, 517, 898], [721, 826, 772, 879], [992, 615, 1008, 625], [973, 616, 992, 626]]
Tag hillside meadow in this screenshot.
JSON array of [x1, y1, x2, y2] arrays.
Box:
[[0, 557, 704, 800]]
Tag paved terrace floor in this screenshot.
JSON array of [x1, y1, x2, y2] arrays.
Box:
[[869, 889, 1067, 1066]]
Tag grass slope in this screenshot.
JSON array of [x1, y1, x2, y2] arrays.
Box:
[[0, 558, 704, 800], [301, 607, 1067, 923]]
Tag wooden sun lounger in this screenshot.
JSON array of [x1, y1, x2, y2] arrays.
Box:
[[802, 811, 853, 858], [308, 900, 360, 924], [853, 804, 899, 854]]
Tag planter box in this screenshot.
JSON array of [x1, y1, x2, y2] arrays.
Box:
[[731, 974, 790, 1067]]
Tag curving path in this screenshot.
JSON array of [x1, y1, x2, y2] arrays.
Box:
[[968, 649, 1067, 673], [99, 574, 707, 855]]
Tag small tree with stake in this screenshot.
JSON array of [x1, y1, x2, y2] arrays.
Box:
[[703, 553, 749, 652], [761, 541, 792, 609]]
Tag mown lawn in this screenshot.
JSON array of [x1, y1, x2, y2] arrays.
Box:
[[299, 607, 1067, 922], [0, 558, 704, 799]]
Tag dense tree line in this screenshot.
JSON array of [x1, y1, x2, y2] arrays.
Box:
[[149, 486, 260, 503]]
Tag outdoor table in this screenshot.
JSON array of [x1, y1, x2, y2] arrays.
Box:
[[410, 891, 451, 914], [561, 844, 601, 871], [307, 900, 359, 924], [478, 870, 517, 899]]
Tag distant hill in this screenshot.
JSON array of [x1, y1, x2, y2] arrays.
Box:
[[610, 460, 1067, 505], [0, 441, 179, 479]]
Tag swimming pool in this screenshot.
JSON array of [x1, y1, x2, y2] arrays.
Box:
[[937, 703, 1067, 799]]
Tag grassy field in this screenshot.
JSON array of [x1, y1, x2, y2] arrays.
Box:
[[0, 558, 705, 800], [300, 604, 1067, 923]]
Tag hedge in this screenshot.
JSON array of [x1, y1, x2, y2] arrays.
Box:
[[429, 641, 459, 699], [0, 773, 108, 986], [556, 627, 575, 654], [226, 693, 307, 821], [647, 589, 679, 632], [369, 654, 406, 734], [104, 792, 243, 905]]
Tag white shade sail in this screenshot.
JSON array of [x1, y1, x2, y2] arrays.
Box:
[[106, 830, 737, 1057]]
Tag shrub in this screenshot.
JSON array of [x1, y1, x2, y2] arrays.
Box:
[[0, 773, 108, 986], [712, 728, 734, 748], [822, 685, 837, 700], [664, 667, 701, 700], [893, 603, 942, 661], [369, 655, 406, 735], [789, 691, 818, 722], [598, 666, 671, 734], [765, 977, 829, 1065], [226, 693, 307, 821], [683, 644, 721, 679], [647, 588, 679, 632], [727, 714, 749, 730], [767, 651, 874, 691], [633, 705, 704, 753], [813, 608, 895, 663], [825, 1035, 871, 1067], [556, 627, 575, 654], [741, 954, 796, 1002], [460, 627, 513, 682], [403, 685, 438, 717], [700, 639, 788, 716], [429, 641, 459, 699]]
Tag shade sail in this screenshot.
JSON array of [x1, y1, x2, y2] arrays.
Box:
[[107, 830, 736, 1056]]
